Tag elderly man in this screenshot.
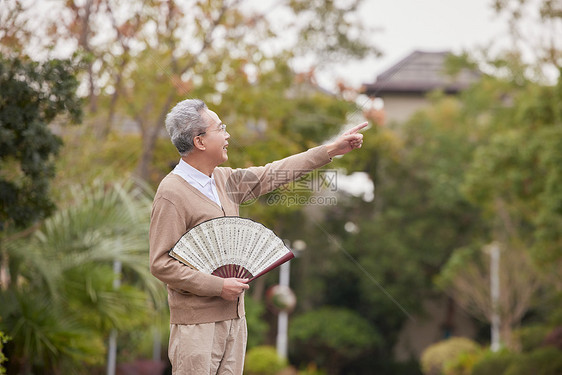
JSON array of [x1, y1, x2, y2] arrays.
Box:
[[149, 98, 366, 374]]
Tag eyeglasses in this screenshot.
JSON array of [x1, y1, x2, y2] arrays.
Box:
[[197, 123, 227, 137]]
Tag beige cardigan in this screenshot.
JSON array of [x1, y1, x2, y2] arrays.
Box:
[[149, 145, 332, 325]]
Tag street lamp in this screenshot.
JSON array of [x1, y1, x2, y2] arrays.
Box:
[[485, 242, 501, 352]]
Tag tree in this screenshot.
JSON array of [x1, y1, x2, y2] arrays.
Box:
[[492, 0, 562, 74], [402, 41, 561, 353], [0, 1, 33, 56], [0, 53, 82, 231], [460, 66, 562, 280], [13, 0, 377, 181], [437, 244, 543, 349]]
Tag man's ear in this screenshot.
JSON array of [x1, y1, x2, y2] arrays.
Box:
[[194, 136, 206, 151]]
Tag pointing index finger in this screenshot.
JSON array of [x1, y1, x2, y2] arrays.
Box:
[[345, 122, 368, 135]]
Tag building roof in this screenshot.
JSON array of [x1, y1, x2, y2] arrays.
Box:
[[362, 50, 480, 96]]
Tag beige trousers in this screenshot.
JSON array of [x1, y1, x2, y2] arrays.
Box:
[[168, 317, 247, 375]]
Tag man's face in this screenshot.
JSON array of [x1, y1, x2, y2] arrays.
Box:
[[200, 108, 230, 166]]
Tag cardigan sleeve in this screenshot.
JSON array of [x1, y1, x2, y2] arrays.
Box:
[[226, 145, 332, 204], [149, 195, 225, 297]]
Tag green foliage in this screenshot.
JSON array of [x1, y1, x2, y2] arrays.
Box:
[[515, 324, 552, 352], [543, 326, 562, 350], [54, 128, 144, 198], [0, 290, 106, 371], [504, 347, 562, 375], [244, 346, 288, 375], [288, 0, 379, 62], [116, 311, 170, 364], [436, 246, 484, 288], [308, 96, 486, 357], [461, 73, 562, 265], [443, 350, 483, 375], [0, 53, 82, 229], [420, 337, 480, 375], [0, 180, 165, 373], [471, 346, 562, 375], [432, 54, 562, 351], [245, 297, 269, 350], [289, 307, 381, 374], [375, 97, 482, 269], [471, 349, 517, 375], [296, 363, 327, 375], [0, 330, 9, 375], [437, 243, 542, 342]]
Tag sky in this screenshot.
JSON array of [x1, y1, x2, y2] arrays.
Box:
[[321, 0, 512, 88]]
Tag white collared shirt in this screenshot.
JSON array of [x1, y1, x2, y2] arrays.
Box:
[[172, 159, 222, 207]]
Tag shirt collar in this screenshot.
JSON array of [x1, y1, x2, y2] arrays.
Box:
[[175, 159, 214, 188]]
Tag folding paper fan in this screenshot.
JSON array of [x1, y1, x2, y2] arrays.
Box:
[[169, 217, 294, 282]]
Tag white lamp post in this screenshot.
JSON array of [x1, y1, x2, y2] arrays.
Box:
[[489, 242, 501, 352], [275, 240, 306, 359], [107, 259, 121, 375]]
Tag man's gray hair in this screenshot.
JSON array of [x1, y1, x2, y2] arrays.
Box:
[[165, 99, 209, 155]]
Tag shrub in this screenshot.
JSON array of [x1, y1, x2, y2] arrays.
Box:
[[471, 349, 517, 375], [514, 325, 550, 352], [542, 326, 562, 350], [244, 346, 287, 375], [245, 297, 269, 350], [504, 347, 562, 375], [0, 330, 9, 375], [289, 306, 381, 372], [297, 363, 327, 375], [420, 337, 480, 375], [443, 350, 483, 375]]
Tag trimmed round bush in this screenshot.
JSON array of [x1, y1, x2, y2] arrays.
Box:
[[420, 337, 480, 375], [244, 345, 287, 375]]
